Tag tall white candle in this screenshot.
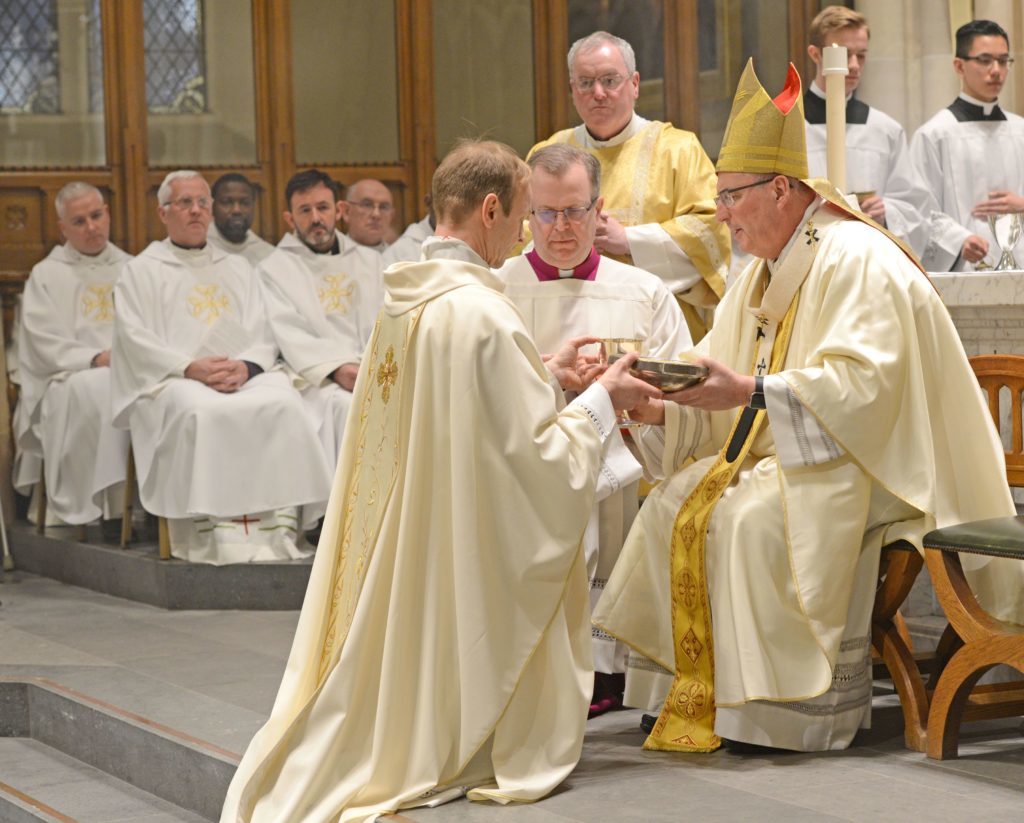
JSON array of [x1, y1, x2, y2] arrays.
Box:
[[823, 43, 849, 192]]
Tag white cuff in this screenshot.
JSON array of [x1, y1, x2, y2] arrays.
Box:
[[625, 223, 704, 294], [570, 382, 617, 440]]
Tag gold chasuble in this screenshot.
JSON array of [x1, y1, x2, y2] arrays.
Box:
[[222, 240, 616, 823], [530, 121, 729, 338]]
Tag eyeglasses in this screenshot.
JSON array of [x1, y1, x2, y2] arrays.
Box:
[[714, 179, 773, 208], [167, 196, 211, 211], [571, 73, 626, 94], [961, 54, 1015, 68], [346, 200, 393, 214], [532, 197, 598, 225]]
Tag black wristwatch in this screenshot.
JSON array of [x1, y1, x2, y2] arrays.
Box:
[[748, 375, 766, 410]]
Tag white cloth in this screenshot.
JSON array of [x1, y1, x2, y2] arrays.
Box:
[[207, 223, 276, 266], [221, 235, 619, 821], [498, 252, 691, 672], [258, 231, 380, 466], [805, 85, 936, 258], [911, 94, 1024, 271], [382, 215, 433, 265], [111, 239, 332, 563], [18, 243, 131, 523]]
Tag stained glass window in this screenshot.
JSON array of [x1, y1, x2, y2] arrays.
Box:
[[0, 0, 60, 114], [144, 0, 207, 114]]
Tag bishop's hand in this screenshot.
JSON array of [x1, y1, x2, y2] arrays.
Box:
[[662, 356, 755, 411]]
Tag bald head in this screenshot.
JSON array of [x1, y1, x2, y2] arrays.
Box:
[[344, 179, 394, 247]]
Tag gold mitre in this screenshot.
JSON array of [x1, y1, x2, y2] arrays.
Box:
[[717, 58, 807, 179]]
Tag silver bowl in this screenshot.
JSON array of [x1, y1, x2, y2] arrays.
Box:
[[611, 355, 708, 392]]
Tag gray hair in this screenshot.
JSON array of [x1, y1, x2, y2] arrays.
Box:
[[567, 31, 637, 79], [527, 144, 601, 201], [55, 182, 103, 220], [157, 170, 208, 206]]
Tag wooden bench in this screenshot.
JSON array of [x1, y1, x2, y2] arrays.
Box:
[[921, 516, 1024, 759]]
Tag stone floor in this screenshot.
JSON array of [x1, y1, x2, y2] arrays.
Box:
[[1, 572, 1022, 822]]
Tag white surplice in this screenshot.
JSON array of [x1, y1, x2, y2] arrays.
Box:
[[221, 237, 628, 822], [207, 223, 276, 266], [498, 252, 691, 672], [18, 242, 131, 524], [382, 215, 433, 265], [257, 232, 378, 466], [804, 84, 935, 258], [111, 239, 332, 563], [911, 93, 1024, 271]]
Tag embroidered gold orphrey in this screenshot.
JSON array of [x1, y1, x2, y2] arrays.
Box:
[[645, 216, 823, 753], [316, 306, 423, 685], [187, 283, 230, 325], [81, 282, 115, 322]]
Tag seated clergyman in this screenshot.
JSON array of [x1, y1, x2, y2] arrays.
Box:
[[17, 181, 131, 527], [110, 170, 332, 564], [206, 172, 275, 265]]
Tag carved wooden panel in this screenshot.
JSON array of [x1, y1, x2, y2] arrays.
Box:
[[0, 190, 46, 272]]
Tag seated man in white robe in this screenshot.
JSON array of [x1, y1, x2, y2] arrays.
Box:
[[804, 6, 937, 258], [341, 178, 394, 252], [259, 169, 384, 465], [18, 182, 130, 527], [382, 195, 435, 265], [595, 60, 1020, 754], [911, 19, 1024, 271], [221, 140, 660, 822], [206, 173, 275, 265], [111, 170, 332, 565], [499, 144, 691, 716]]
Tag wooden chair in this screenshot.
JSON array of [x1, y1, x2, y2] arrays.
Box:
[[970, 354, 1024, 486], [34, 465, 87, 543]]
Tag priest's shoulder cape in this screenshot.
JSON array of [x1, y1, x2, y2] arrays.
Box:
[[221, 240, 617, 822]]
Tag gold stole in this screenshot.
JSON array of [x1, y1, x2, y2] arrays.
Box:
[[315, 305, 423, 686], [644, 214, 827, 752]]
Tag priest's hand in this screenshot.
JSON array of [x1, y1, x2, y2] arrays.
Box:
[[91, 349, 111, 368], [663, 356, 754, 411], [544, 335, 602, 392], [595, 214, 629, 257], [333, 363, 359, 392], [971, 190, 1024, 216], [859, 195, 886, 226], [960, 235, 989, 264], [185, 356, 248, 393], [598, 353, 661, 410], [624, 395, 666, 426]]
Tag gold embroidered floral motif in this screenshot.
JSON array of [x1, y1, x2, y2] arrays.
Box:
[[376, 345, 398, 404], [82, 282, 115, 322], [318, 274, 355, 315], [187, 284, 229, 325]]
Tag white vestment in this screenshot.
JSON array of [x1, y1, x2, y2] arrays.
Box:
[[911, 94, 1024, 271], [207, 223, 276, 266], [805, 85, 935, 258], [595, 204, 1020, 751], [498, 251, 691, 672], [258, 232, 379, 466], [221, 237, 627, 822], [111, 239, 332, 564], [18, 243, 131, 524], [382, 215, 433, 265]]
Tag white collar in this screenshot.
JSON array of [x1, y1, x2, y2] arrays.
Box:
[[959, 91, 999, 116], [577, 113, 650, 149], [767, 199, 823, 276]]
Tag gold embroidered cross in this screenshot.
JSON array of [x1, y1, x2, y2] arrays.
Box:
[[82, 282, 115, 322], [376, 345, 398, 404], [318, 274, 355, 315], [187, 284, 230, 325]]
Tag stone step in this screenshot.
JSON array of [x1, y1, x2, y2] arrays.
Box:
[[0, 738, 207, 822], [7, 521, 311, 610], [0, 678, 238, 821]]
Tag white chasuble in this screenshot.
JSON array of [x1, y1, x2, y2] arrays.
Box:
[[112, 239, 332, 564], [595, 205, 1018, 751], [258, 231, 377, 468], [499, 252, 691, 673], [911, 96, 1024, 271], [221, 238, 621, 822], [18, 242, 131, 524]]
